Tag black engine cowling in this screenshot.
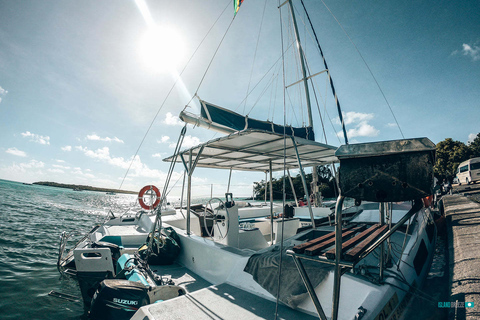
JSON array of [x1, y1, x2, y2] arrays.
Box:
[[89, 279, 149, 320]]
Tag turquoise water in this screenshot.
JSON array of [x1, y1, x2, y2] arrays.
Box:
[[0, 179, 138, 319]]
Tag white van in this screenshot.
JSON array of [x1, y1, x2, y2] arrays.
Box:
[[456, 157, 480, 185]]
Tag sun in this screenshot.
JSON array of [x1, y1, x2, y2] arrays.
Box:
[[139, 26, 185, 73]]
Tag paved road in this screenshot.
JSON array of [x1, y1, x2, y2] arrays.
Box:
[[443, 194, 480, 319]]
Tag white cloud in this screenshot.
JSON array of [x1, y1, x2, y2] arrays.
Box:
[[75, 145, 172, 180], [18, 159, 44, 169], [84, 146, 111, 161], [152, 153, 163, 158], [462, 43, 480, 61], [386, 123, 397, 128], [86, 134, 124, 143], [48, 168, 65, 174], [61, 145, 72, 151], [346, 123, 380, 138], [336, 112, 379, 139], [158, 136, 170, 143], [6, 147, 27, 157], [169, 135, 201, 149], [21, 131, 50, 145], [341, 112, 374, 125], [52, 164, 70, 170], [468, 133, 478, 144], [0, 86, 7, 103], [56, 159, 66, 163], [71, 167, 95, 179], [163, 112, 183, 126]]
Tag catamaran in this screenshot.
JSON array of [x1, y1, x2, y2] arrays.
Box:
[[54, 1, 437, 319]]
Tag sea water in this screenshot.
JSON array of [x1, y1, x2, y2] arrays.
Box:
[[0, 179, 138, 319], [0, 179, 448, 319]]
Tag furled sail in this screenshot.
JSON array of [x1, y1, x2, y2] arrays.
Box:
[[180, 99, 315, 141]]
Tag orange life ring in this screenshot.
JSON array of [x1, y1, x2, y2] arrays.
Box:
[[138, 185, 161, 210]]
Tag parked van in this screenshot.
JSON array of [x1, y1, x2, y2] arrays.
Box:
[[456, 157, 480, 185]]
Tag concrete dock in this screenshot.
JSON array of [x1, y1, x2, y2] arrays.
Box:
[[443, 185, 480, 319]]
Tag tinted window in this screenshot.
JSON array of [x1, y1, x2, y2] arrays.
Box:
[[459, 165, 469, 173], [470, 162, 480, 170]]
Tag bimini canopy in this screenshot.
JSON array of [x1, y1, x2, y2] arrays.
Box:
[[163, 129, 338, 172]]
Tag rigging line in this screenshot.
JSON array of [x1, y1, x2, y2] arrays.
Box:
[[306, 57, 341, 145], [310, 78, 328, 144], [274, 1, 287, 318], [288, 6, 335, 142], [267, 61, 282, 120], [118, 2, 230, 190], [282, 11, 336, 144], [243, 0, 268, 114], [164, 169, 185, 197], [160, 125, 186, 204], [310, 71, 342, 144], [193, 7, 237, 98], [233, 39, 295, 113], [271, 66, 280, 121], [247, 71, 276, 115], [318, 75, 343, 144], [299, 40, 330, 144], [318, 0, 405, 139], [285, 88, 300, 125], [299, 0, 348, 144]]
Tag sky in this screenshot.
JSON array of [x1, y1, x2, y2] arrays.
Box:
[[0, 0, 479, 199]]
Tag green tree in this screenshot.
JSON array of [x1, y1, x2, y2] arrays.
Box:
[[434, 138, 471, 180], [253, 165, 336, 200], [468, 133, 480, 158]]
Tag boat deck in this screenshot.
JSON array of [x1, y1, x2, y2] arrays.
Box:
[[149, 262, 212, 294], [134, 283, 317, 320], [134, 263, 317, 320]]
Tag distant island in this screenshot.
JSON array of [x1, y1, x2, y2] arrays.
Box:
[[33, 181, 137, 194]]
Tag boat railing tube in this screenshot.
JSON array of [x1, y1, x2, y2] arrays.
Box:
[[358, 199, 423, 261]]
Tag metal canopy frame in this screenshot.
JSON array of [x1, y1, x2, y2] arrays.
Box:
[[163, 129, 338, 172], [163, 129, 338, 237]]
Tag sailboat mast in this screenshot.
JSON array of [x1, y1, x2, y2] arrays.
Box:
[[286, 0, 318, 203], [298, 0, 348, 145], [287, 0, 313, 129]]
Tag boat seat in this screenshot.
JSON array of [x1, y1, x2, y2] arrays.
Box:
[[238, 228, 268, 251], [292, 224, 388, 262]]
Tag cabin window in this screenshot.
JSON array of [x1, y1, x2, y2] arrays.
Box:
[[459, 165, 469, 173], [413, 240, 428, 276], [470, 162, 480, 170]]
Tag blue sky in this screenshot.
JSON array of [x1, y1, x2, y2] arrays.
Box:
[[0, 0, 479, 198]]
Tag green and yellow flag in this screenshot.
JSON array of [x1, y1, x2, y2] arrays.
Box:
[[234, 0, 244, 16]]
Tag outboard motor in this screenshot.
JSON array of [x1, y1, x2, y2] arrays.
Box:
[[89, 279, 150, 320]]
